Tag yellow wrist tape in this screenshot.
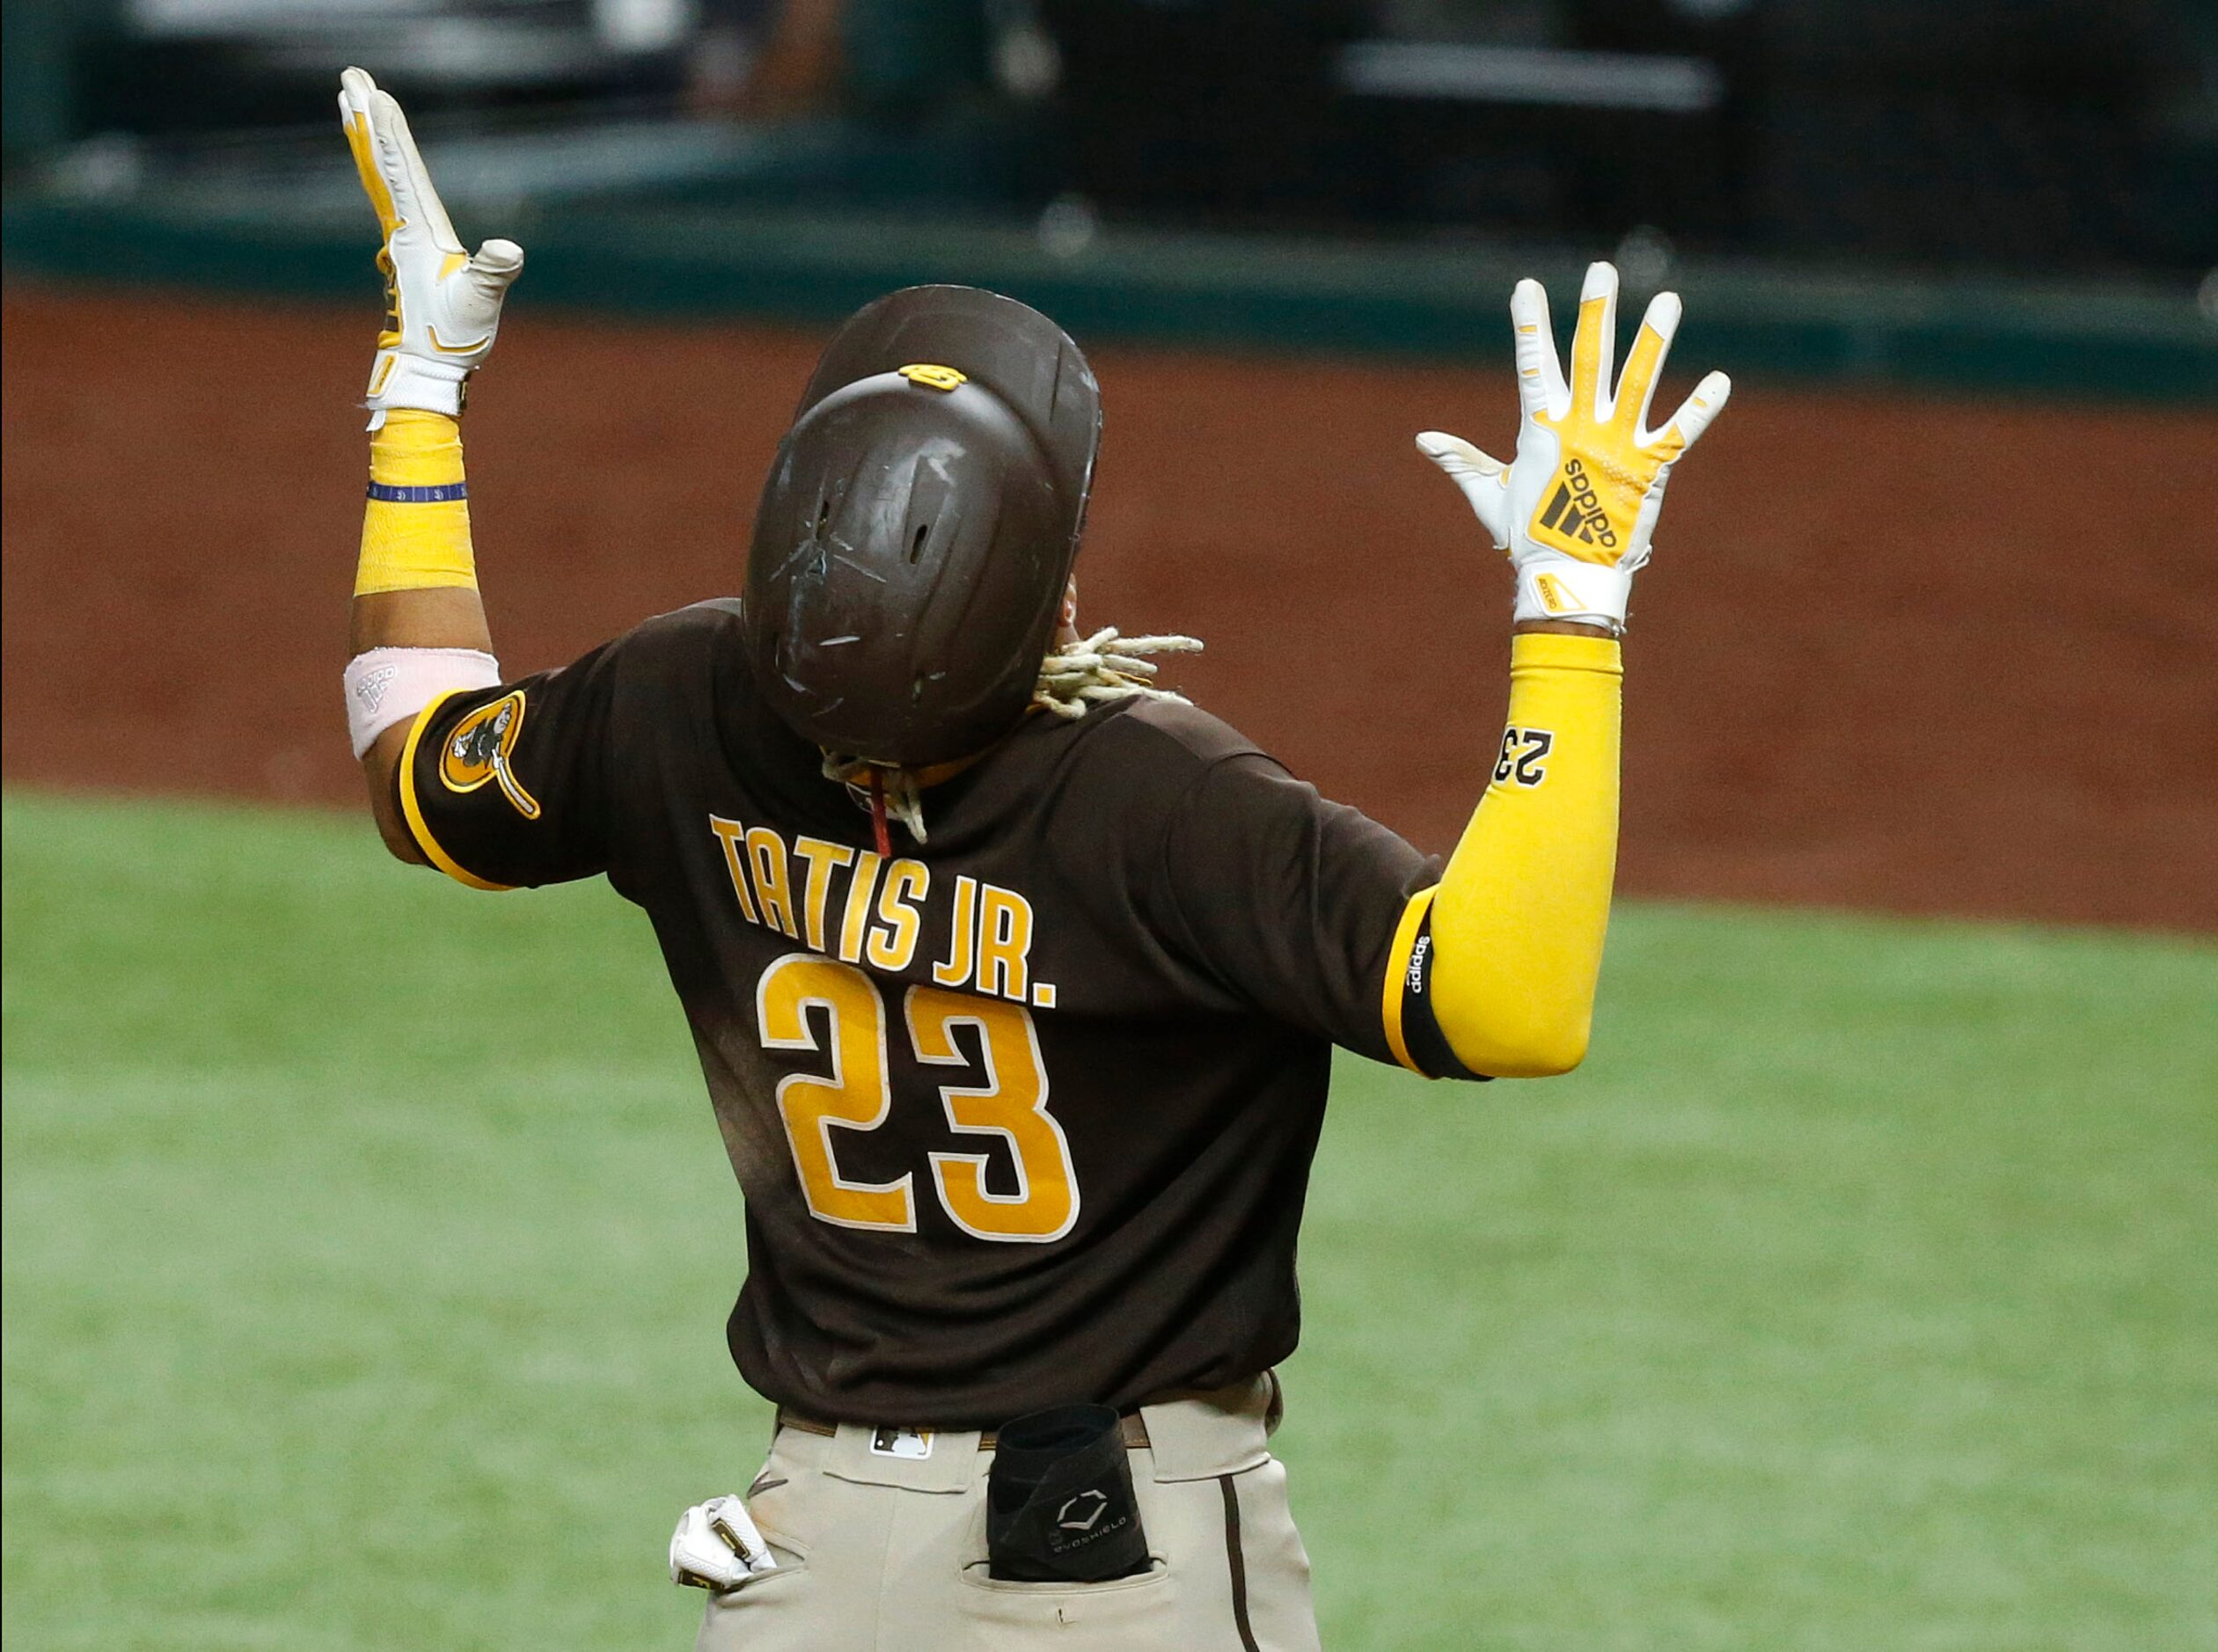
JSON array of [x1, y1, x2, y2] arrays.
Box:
[[355, 409, 478, 596]]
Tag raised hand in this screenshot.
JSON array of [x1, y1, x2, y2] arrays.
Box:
[[340, 66, 523, 423], [1418, 261, 1730, 632]]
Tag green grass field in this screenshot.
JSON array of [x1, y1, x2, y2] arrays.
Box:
[[5, 789, 2214, 1650]]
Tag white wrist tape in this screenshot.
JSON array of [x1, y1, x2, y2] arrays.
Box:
[[343, 647, 501, 758]]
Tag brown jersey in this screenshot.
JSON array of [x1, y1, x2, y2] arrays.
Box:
[[400, 600, 1479, 1427]]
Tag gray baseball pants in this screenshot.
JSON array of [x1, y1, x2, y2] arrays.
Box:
[[694, 1373, 1321, 1650]]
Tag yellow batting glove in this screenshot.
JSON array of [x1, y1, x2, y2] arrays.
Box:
[[339, 66, 523, 426], [1417, 261, 1731, 632]]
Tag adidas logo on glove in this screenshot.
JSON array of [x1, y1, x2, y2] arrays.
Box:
[[1535, 458, 1619, 551]]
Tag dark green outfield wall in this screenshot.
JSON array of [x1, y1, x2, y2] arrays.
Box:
[[6, 195, 2214, 401]]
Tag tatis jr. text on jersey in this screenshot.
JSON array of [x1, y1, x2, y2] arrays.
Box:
[[708, 816, 1055, 1009]]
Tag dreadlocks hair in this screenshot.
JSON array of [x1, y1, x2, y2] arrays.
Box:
[[1031, 626, 1203, 720], [823, 625, 1204, 846]]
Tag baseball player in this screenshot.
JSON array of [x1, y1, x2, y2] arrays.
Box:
[[335, 66, 1728, 1651]]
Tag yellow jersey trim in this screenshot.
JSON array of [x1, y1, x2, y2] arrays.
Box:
[[1380, 885, 1438, 1077], [398, 688, 516, 893]]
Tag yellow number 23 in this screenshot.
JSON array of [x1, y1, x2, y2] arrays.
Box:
[[754, 954, 1078, 1243]]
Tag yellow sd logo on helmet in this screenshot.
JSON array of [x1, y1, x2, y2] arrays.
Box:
[[440, 691, 541, 819]]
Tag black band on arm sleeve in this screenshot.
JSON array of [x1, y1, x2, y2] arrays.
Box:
[[1396, 906, 1490, 1083]]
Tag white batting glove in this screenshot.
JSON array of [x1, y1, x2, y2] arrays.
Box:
[[339, 66, 523, 425], [1417, 261, 1731, 632], [669, 1495, 779, 1591]]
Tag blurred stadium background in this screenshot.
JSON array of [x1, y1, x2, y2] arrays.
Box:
[[4, 2, 2214, 1647]]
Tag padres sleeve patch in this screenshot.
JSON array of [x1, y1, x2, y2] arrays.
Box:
[[441, 690, 541, 819]]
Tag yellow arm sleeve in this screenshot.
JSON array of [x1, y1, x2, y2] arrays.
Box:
[[355, 409, 478, 596], [1414, 631, 1622, 1078]]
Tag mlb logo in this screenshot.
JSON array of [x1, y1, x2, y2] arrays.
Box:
[[868, 1427, 934, 1460]]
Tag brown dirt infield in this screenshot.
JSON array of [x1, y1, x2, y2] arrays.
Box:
[[4, 285, 2214, 929]]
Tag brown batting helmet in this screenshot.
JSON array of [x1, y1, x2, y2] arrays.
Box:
[[742, 285, 1102, 767]]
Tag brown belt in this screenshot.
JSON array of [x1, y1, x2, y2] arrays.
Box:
[[776, 1407, 1153, 1452]]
